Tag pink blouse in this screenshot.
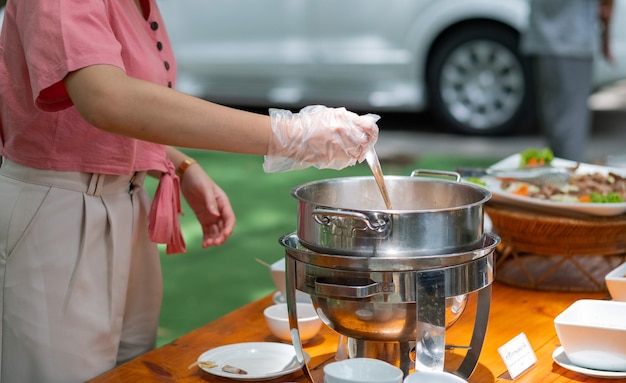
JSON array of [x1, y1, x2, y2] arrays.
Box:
[[0, 0, 186, 253]]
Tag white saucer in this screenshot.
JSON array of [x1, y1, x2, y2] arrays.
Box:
[[196, 342, 310, 381], [552, 346, 626, 379]]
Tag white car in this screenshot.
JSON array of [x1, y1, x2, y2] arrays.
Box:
[[156, 0, 626, 136]]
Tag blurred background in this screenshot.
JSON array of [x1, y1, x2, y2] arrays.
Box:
[[157, 0, 626, 137]]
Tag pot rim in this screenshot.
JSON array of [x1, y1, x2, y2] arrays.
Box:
[[291, 175, 491, 213]]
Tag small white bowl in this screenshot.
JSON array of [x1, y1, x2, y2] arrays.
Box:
[[324, 358, 403, 383], [270, 258, 312, 303], [606, 261, 626, 301], [404, 371, 467, 383], [554, 299, 626, 371], [263, 303, 322, 344], [270, 258, 287, 295]]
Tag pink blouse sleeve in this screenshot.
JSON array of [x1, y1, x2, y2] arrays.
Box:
[[18, 0, 126, 111]]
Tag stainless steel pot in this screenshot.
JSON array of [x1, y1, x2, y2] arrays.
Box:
[[292, 170, 491, 257]]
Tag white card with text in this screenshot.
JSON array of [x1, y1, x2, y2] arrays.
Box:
[[497, 332, 537, 379]]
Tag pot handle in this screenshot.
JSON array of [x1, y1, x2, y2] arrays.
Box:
[[410, 169, 461, 182], [312, 208, 388, 233], [313, 277, 393, 298]]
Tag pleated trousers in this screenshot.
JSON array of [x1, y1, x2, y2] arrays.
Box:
[[0, 159, 162, 383]]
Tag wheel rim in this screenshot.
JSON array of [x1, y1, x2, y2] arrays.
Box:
[[439, 39, 525, 132]]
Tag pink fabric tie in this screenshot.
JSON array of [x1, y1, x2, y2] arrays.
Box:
[[148, 162, 186, 254]]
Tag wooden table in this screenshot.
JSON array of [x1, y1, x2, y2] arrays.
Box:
[[88, 281, 611, 383]]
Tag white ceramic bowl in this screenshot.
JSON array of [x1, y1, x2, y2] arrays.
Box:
[[270, 258, 312, 303], [324, 358, 404, 383], [403, 371, 467, 383], [263, 302, 322, 344], [270, 258, 288, 295], [606, 261, 626, 301], [554, 299, 626, 371]]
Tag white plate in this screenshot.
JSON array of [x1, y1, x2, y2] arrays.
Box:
[[196, 342, 310, 381], [484, 154, 626, 216], [552, 346, 626, 379]]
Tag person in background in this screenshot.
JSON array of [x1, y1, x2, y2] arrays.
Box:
[[521, 0, 614, 162], [0, 1, 379, 382]]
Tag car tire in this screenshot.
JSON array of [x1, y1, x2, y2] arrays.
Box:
[[426, 22, 535, 136]]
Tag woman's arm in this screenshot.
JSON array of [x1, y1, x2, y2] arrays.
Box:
[[64, 64, 271, 155], [64, 63, 379, 172]]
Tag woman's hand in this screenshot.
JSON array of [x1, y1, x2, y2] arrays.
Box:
[[179, 164, 236, 248], [263, 105, 380, 172]]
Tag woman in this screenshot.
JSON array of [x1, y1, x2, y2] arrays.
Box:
[[0, 0, 379, 382]]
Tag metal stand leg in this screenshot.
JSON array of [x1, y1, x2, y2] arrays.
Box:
[[414, 269, 447, 372], [286, 256, 315, 383], [453, 284, 492, 379]]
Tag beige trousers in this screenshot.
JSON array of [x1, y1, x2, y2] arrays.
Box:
[[0, 159, 163, 383]]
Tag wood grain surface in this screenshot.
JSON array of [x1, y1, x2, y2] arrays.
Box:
[[87, 281, 608, 383]]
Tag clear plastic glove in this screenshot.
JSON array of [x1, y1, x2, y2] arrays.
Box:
[[263, 105, 380, 173]]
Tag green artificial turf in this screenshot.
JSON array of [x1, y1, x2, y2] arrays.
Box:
[[151, 148, 499, 346]]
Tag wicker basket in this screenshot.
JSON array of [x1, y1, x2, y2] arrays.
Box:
[[486, 203, 626, 292]]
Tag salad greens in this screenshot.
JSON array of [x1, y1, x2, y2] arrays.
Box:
[[519, 147, 554, 167], [466, 177, 487, 186], [590, 192, 625, 203]]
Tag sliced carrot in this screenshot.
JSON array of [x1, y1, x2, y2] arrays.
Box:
[[524, 158, 545, 167], [525, 158, 539, 166], [512, 184, 529, 196], [578, 195, 592, 203]]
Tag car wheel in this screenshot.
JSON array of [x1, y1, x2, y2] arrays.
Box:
[[426, 23, 534, 136]]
